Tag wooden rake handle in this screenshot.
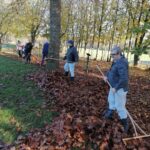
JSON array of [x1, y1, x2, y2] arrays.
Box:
[[45, 57, 65, 62], [96, 65, 112, 88], [123, 134, 150, 145]]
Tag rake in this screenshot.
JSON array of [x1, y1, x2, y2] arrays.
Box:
[[45, 57, 65, 62], [96, 64, 150, 145]]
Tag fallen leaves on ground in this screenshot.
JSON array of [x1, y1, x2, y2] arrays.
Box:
[[14, 63, 150, 149]]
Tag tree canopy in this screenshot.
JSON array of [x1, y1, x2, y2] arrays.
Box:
[[0, 0, 150, 65]]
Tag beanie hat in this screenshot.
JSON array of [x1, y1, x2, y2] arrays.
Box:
[[67, 40, 74, 46], [111, 45, 121, 55]]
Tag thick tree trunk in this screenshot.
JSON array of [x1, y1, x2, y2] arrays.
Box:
[[49, 0, 61, 69]]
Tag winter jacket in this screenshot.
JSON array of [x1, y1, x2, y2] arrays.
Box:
[[107, 56, 129, 91], [65, 46, 79, 63], [42, 42, 49, 55], [24, 42, 33, 54]]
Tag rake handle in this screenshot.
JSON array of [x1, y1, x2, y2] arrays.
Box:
[[45, 57, 64, 62], [123, 134, 150, 141], [96, 65, 112, 88]]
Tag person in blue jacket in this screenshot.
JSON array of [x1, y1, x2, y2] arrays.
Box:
[[103, 45, 129, 133], [64, 40, 79, 81], [41, 41, 49, 65]]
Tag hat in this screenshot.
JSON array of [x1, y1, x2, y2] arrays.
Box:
[[111, 45, 121, 55], [67, 40, 74, 46]]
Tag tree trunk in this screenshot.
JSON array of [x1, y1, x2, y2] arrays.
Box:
[[84, 4, 92, 53], [101, 39, 105, 60], [123, 14, 130, 49], [49, 0, 61, 69], [107, 0, 119, 62], [134, 54, 139, 66], [127, 33, 132, 60], [95, 0, 105, 60], [133, 0, 145, 66], [91, 0, 98, 48], [91, 17, 96, 48], [0, 38, 2, 51], [107, 41, 112, 62], [31, 31, 36, 44]]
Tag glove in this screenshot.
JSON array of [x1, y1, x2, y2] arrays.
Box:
[[63, 56, 66, 60], [103, 76, 108, 82], [111, 88, 116, 93]]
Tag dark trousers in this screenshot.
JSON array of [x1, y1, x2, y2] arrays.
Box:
[[41, 53, 48, 65], [25, 53, 31, 63], [18, 50, 22, 57]]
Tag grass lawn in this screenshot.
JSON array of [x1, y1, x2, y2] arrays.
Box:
[[0, 56, 54, 143]]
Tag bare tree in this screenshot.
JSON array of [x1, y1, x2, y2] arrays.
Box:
[[95, 0, 106, 60]]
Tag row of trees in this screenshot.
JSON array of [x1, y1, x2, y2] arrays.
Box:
[[0, 0, 49, 45], [61, 0, 150, 65], [0, 0, 149, 65]]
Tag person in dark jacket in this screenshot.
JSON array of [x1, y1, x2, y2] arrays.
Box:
[[64, 40, 79, 81], [24, 42, 33, 63], [41, 41, 49, 65], [103, 46, 129, 133]]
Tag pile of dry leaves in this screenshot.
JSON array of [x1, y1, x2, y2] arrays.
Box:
[[16, 64, 150, 150]]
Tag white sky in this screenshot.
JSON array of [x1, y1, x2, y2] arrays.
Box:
[[4, 0, 12, 3]]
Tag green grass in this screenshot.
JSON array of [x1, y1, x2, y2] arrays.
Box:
[[0, 56, 55, 143]]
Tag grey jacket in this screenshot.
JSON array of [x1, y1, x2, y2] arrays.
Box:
[[65, 46, 79, 63], [107, 56, 129, 91]]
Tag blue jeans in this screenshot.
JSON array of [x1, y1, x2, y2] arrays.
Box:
[[108, 88, 127, 119], [64, 62, 75, 77]]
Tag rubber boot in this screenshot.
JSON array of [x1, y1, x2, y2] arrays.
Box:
[[64, 71, 69, 76], [103, 109, 113, 119], [70, 77, 74, 81], [120, 118, 129, 133]]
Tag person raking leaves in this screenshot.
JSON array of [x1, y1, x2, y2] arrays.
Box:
[[63, 40, 79, 81], [41, 40, 49, 65], [24, 41, 33, 64], [103, 45, 129, 133]]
